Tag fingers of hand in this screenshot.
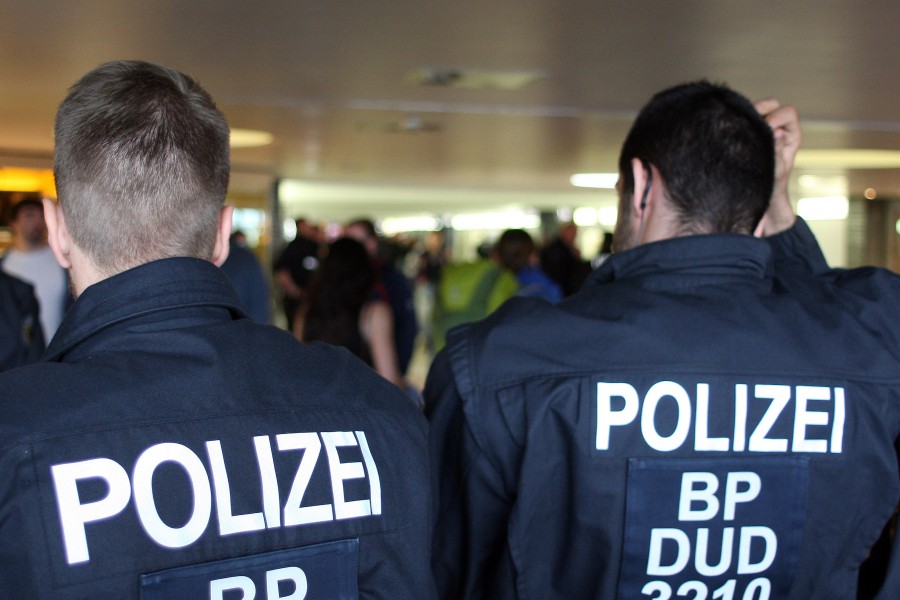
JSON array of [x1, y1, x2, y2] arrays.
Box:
[[766, 105, 800, 133], [754, 99, 799, 137], [754, 98, 781, 116]]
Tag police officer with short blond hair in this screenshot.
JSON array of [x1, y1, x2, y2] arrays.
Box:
[[0, 61, 434, 599]]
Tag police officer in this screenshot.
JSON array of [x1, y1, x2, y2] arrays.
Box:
[[425, 82, 900, 599], [0, 61, 434, 599]]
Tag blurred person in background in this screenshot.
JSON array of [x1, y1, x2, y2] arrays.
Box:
[[295, 237, 406, 391], [431, 237, 519, 352], [1, 198, 70, 341], [273, 217, 321, 330], [495, 228, 562, 303], [540, 221, 592, 296], [416, 230, 449, 352], [344, 218, 418, 376], [219, 230, 271, 323]]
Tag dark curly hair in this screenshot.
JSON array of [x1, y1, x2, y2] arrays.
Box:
[[618, 80, 775, 235]]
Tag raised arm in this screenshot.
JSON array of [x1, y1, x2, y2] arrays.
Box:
[[755, 99, 830, 274], [754, 98, 801, 236]]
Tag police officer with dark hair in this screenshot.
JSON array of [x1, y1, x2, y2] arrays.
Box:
[[0, 61, 434, 599], [425, 82, 900, 599]]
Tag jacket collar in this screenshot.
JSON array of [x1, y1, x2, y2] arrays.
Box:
[[584, 233, 773, 290], [45, 257, 247, 362]]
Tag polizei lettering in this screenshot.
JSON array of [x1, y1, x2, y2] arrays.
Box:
[[51, 431, 381, 565], [596, 382, 845, 453]]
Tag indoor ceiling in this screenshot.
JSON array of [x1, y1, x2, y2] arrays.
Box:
[[3, 1, 900, 221]]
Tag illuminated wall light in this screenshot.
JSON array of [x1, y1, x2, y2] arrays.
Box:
[[450, 211, 540, 231], [797, 196, 849, 221], [231, 208, 266, 246], [380, 216, 441, 235], [598, 206, 619, 227], [864, 188, 877, 200], [798, 175, 820, 189], [282, 218, 298, 240], [573, 207, 598, 226], [556, 207, 573, 222], [572, 206, 619, 228], [896, 218, 900, 237], [569, 173, 619, 189], [230, 128, 274, 148], [797, 174, 848, 195], [0, 167, 57, 197], [233, 208, 264, 229]]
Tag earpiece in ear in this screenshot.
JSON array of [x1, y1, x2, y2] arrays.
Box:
[[639, 160, 653, 210]]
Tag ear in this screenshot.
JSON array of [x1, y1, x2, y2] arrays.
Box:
[[43, 198, 73, 269], [210, 205, 234, 267], [630, 157, 651, 217], [752, 214, 767, 238]]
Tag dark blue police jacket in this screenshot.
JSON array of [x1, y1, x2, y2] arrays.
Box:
[[425, 220, 900, 599], [0, 270, 45, 372], [0, 257, 434, 599]]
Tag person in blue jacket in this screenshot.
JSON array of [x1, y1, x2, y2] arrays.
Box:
[[425, 82, 900, 599], [0, 60, 434, 599], [220, 230, 272, 324], [494, 228, 563, 304]]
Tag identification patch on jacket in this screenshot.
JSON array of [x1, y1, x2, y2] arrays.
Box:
[[617, 457, 807, 599], [140, 539, 358, 599]]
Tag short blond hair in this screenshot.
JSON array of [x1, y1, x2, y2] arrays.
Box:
[[53, 61, 230, 276]]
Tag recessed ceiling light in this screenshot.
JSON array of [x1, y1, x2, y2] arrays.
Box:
[[230, 128, 273, 148]]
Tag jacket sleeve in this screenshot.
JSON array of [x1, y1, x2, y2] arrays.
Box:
[[425, 347, 517, 599], [23, 286, 45, 363], [765, 217, 829, 276]]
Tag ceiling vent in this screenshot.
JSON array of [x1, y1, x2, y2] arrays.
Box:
[[407, 67, 545, 90], [356, 115, 444, 134], [385, 115, 444, 134]]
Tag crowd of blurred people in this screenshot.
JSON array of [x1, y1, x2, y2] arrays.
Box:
[[0, 196, 605, 387], [264, 215, 607, 395]]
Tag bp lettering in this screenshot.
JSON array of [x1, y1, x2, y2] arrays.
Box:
[[139, 539, 357, 600], [51, 431, 381, 565], [647, 473, 775, 579], [619, 458, 808, 599], [596, 382, 845, 454], [210, 566, 308, 600]]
